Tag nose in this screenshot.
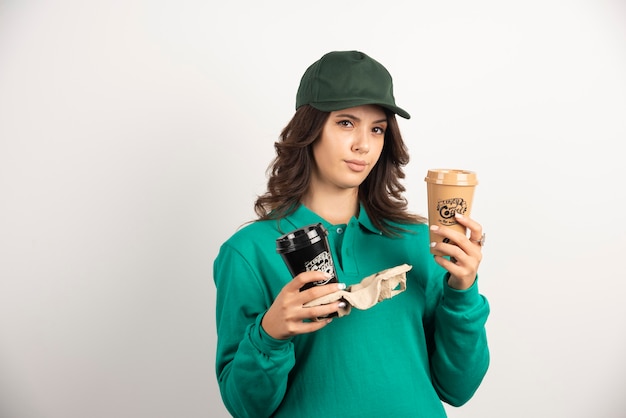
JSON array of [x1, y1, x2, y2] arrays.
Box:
[[351, 129, 370, 153]]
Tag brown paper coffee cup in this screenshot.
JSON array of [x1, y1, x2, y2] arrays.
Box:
[[424, 169, 478, 256]]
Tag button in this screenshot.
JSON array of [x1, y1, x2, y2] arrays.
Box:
[[336, 227, 344, 234]]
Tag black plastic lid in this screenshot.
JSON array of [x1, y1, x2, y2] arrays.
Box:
[[276, 223, 327, 254]]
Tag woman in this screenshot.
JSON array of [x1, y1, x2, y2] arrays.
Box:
[[214, 50, 489, 417]]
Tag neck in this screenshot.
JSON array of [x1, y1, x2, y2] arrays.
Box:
[[301, 188, 359, 225]]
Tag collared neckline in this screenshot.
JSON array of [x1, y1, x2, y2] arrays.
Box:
[[283, 203, 383, 235]]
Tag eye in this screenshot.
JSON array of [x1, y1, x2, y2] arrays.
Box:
[[372, 126, 386, 135], [337, 119, 354, 128]]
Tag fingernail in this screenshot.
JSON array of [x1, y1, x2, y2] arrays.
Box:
[[338, 301, 347, 308], [430, 242, 437, 248], [430, 225, 439, 231], [455, 212, 463, 218], [323, 272, 332, 279], [337, 283, 347, 290]]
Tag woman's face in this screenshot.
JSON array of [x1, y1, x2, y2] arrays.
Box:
[[310, 104, 387, 193]]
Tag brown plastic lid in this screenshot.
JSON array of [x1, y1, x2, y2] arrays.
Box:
[[424, 169, 478, 186]]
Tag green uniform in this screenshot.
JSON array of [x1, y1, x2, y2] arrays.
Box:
[[214, 204, 490, 417]]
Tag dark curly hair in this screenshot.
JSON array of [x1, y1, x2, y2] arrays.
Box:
[[254, 105, 426, 236]]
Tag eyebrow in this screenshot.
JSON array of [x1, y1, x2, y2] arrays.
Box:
[[334, 114, 388, 124]]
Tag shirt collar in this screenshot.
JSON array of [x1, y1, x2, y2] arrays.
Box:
[[356, 204, 383, 235], [283, 203, 382, 235], [282, 204, 325, 231]]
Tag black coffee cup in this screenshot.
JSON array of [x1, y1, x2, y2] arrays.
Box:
[[276, 223, 338, 291]]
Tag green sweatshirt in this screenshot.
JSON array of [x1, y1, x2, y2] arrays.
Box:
[[214, 204, 490, 417]]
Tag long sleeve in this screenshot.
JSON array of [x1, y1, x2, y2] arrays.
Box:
[[428, 275, 490, 406], [214, 242, 295, 418], [213, 211, 490, 417]]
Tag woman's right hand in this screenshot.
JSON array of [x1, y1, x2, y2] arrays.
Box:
[[261, 271, 346, 340]]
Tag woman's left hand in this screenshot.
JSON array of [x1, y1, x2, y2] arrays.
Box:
[[429, 213, 484, 290]]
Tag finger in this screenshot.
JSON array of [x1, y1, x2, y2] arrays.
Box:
[[454, 213, 483, 241], [431, 238, 480, 268], [468, 234, 486, 248], [430, 226, 480, 263], [433, 253, 478, 285], [430, 224, 467, 248], [301, 281, 347, 301], [300, 317, 334, 333], [302, 299, 346, 319], [291, 271, 334, 291], [297, 308, 330, 322]]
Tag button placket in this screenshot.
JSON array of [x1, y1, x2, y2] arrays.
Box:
[[340, 222, 359, 276]]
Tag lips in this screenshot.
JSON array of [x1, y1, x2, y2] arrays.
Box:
[[345, 159, 367, 172]]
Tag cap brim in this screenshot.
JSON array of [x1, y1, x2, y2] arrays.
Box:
[[310, 100, 411, 119]]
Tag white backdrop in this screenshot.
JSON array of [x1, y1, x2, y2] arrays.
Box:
[[1, 1, 625, 417]]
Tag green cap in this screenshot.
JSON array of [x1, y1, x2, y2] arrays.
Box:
[[296, 50, 410, 119]]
